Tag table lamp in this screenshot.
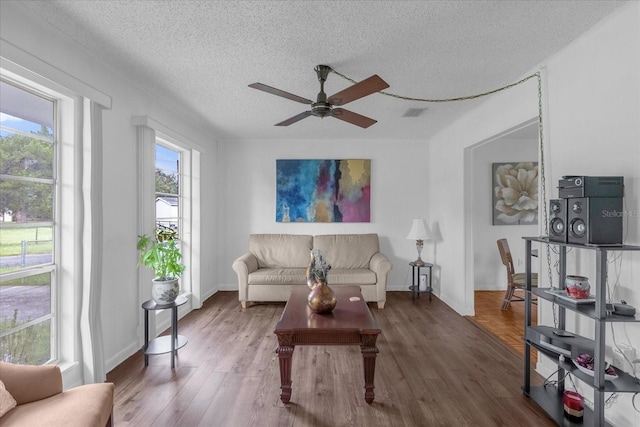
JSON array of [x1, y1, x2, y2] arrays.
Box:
[[406, 218, 431, 266]]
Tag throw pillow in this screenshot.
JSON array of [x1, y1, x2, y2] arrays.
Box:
[[0, 379, 17, 417]]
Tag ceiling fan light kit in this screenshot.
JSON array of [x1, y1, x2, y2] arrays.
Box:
[[249, 64, 389, 128]]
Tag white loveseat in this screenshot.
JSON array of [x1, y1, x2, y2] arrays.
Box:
[[232, 233, 393, 309]]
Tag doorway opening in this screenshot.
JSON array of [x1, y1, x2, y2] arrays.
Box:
[[465, 120, 541, 360]]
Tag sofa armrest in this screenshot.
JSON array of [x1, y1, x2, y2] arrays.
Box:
[[369, 252, 393, 304], [0, 362, 62, 405], [232, 252, 258, 303]]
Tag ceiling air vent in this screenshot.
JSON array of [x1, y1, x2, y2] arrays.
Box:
[[402, 108, 427, 118]]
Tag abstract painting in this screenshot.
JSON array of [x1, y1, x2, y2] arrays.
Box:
[[276, 159, 371, 223], [492, 162, 539, 225]]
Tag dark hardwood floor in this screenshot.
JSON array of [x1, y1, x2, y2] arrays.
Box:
[[469, 290, 538, 364], [107, 291, 554, 426]]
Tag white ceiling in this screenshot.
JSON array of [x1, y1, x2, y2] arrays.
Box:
[[16, 0, 628, 140]]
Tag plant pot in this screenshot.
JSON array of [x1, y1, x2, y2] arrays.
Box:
[[151, 278, 180, 305]]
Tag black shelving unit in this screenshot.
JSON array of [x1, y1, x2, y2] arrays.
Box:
[[522, 237, 640, 426]]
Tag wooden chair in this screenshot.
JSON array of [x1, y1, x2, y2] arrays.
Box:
[[497, 238, 538, 310]]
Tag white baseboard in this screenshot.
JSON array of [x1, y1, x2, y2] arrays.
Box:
[[105, 341, 142, 374], [439, 293, 472, 316], [201, 287, 219, 301], [475, 284, 507, 291]]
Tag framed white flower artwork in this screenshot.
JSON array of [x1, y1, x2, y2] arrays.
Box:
[[492, 162, 539, 225]]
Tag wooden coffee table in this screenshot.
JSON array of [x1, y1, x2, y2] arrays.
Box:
[[274, 286, 381, 404]]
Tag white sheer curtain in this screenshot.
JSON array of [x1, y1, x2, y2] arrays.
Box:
[[79, 99, 106, 383]]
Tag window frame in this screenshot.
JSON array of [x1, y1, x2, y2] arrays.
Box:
[[1, 62, 110, 387], [134, 116, 202, 341], [154, 136, 192, 295], [0, 75, 73, 367]]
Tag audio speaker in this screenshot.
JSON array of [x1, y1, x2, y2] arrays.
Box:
[[549, 199, 567, 242], [567, 197, 623, 245]]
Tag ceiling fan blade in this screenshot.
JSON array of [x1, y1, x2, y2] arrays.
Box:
[[328, 75, 389, 106], [331, 108, 377, 129], [275, 111, 313, 126], [248, 83, 313, 104]]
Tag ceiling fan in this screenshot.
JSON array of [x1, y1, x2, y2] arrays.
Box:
[[248, 65, 389, 129]]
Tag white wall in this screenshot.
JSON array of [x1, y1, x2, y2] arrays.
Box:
[[217, 139, 430, 292], [428, 79, 539, 314], [0, 3, 219, 373], [429, 3, 639, 425], [538, 8, 640, 426], [472, 134, 538, 290]]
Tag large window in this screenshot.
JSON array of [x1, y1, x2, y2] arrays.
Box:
[[135, 116, 200, 309], [154, 137, 193, 295], [0, 80, 56, 364], [155, 142, 181, 236], [1, 54, 109, 381]]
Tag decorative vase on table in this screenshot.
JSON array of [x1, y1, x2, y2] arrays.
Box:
[[306, 248, 336, 314]]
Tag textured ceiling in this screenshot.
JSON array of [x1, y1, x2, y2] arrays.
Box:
[[14, 0, 629, 140]]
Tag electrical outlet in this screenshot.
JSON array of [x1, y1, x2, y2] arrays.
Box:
[[606, 345, 613, 358], [517, 258, 523, 266], [605, 345, 615, 363], [613, 344, 637, 369], [613, 350, 624, 369], [625, 347, 637, 364], [583, 398, 594, 410]]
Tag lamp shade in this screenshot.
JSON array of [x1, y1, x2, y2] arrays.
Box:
[[406, 218, 432, 240]]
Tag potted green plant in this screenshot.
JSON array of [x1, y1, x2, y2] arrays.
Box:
[[137, 226, 185, 304]]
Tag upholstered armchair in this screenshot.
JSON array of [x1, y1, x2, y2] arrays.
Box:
[[0, 362, 114, 427]]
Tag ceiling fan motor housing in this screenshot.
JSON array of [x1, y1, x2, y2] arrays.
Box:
[[311, 101, 332, 117], [312, 65, 332, 117]]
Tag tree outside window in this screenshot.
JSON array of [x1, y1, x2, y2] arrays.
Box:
[[0, 80, 56, 365]]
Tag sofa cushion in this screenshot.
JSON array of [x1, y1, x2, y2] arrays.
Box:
[[0, 381, 16, 418], [249, 234, 313, 268], [247, 267, 376, 286], [327, 268, 376, 285], [313, 234, 379, 269], [0, 362, 61, 405], [0, 383, 114, 427], [248, 268, 306, 285]]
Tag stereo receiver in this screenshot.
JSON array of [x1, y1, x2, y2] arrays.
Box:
[[558, 176, 624, 199]]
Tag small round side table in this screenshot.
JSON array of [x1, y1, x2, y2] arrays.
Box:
[[142, 294, 188, 368], [409, 262, 433, 302]]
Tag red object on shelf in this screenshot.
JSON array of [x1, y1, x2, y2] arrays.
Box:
[[566, 275, 591, 299], [563, 390, 584, 421], [566, 287, 590, 299]]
